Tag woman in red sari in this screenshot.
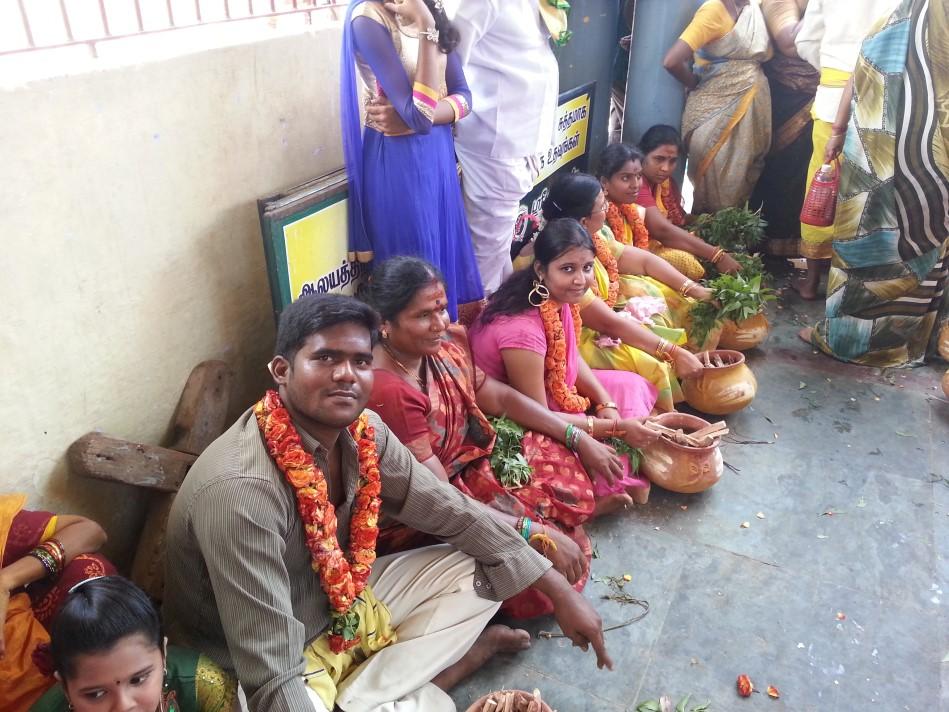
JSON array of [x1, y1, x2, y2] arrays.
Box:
[[0, 493, 115, 711], [366, 256, 641, 618]]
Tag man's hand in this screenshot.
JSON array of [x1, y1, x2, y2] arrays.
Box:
[[366, 97, 412, 136], [532, 569, 613, 670], [531, 527, 585, 585]]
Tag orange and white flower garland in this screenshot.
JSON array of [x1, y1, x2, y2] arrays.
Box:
[[539, 301, 590, 413], [590, 231, 620, 308], [605, 200, 650, 250], [254, 389, 381, 653]]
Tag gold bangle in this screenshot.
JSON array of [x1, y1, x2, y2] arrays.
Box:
[[679, 279, 696, 297], [654, 338, 668, 360], [710, 248, 725, 264], [594, 401, 618, 414], [586, 415, 595, 436]]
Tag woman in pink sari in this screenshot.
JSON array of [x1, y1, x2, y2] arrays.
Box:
[[469, 219, 662, 510]]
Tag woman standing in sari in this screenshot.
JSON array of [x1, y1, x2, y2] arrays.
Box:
[[0, 494, 114, 711], [748, 0, 819, 257], [802, 0, 948, 367], [792, 0, 898, 298], [366, 256, 634, 618], [663, 0, 773, 214], [340, 0, 483, 321]]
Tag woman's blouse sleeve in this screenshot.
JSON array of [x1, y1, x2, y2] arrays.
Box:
[[679, 0, 735, 51], [369, 371, 434, 461], [494, 315, 548, 355], [352, 15, 437, 134]]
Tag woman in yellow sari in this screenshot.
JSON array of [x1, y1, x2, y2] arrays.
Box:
[[597, 142, 741, 282], [663, 0, 773, 214]]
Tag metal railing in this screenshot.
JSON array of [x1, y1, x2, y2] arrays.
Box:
[[2, 0, 348, 57]]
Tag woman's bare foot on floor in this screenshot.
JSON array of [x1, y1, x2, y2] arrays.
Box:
[[593, 492, 634, 517], [432, 625, 531, 691]]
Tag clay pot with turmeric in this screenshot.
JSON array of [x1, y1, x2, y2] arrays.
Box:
[[718, 313, 770, 351], [640, 412, 724, 493], [682, 349, 758, 415]]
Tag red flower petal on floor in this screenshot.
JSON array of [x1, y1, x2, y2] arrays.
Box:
[[737, 674, 754, 697]]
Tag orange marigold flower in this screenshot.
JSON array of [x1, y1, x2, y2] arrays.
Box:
[[737, 674, 754, 697], [605, 199, 650, 249], [539, 301, 590, 413]]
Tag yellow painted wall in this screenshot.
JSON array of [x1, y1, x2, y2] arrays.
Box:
[[0, 27, 343, 567]]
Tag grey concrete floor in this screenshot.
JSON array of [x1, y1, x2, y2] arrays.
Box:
[[453, 285, 948, 711]]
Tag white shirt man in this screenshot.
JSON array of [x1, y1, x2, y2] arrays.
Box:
[[452, 0, 560, 293]]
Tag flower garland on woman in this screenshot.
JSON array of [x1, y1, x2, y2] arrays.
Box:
[[589, 231, 621, 307], [254, 390, 381, 653], [539, 299, 590, 412], [604, 200, 650, 250]]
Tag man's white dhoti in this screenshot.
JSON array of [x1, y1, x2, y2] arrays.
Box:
[[455, 146, 534, 294], [304, 545, 501, 712]]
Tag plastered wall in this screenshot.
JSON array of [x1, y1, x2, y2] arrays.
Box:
[[0, 27, 343, 567]]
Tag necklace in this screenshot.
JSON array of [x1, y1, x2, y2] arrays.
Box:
[[254, 390, 382, 653], [383, 342, 425, 390]]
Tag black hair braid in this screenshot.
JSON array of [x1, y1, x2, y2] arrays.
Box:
[[422, 0, 460, 53]]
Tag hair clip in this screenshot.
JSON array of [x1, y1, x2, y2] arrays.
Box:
[[68, 575, 106, 594]]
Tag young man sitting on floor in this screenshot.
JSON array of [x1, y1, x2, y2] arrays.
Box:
[[163, 293, 612, 712]]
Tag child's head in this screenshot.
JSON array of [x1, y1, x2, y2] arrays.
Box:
[[50, 576, 166, 712], [638, 124, 683, 186], [542, 172, 608, 235], [596, 143, 644, 205]]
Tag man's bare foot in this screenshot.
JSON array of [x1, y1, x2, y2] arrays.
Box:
[[798, 327, 814, 344], [593, 492, 634, 517], [432, 625, 531, 692], [790, 276, 820, 300]]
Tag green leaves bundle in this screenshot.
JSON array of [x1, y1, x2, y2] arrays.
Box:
[[689, 273, 776, 346], [487, 416, 533, 489], [692, 204, 767, 254]]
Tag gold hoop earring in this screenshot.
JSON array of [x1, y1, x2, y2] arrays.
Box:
[[528, 280, 550, 307], [380, 328, 389, 340]]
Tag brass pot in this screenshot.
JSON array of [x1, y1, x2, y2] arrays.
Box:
[[942, 369, 949, 399], [640, 412, 723, 493], [718, 313, 770, 351], [682, 349, 757, 415], [938, 324, 949, 361]]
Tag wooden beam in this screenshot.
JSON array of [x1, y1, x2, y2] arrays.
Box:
[[168, 360, 233, 455], [67, 433, 196, 493]]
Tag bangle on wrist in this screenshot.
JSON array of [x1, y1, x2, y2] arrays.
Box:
[[594, 401, 617, 414], [709, 248, 726, 264], [679, 279, 696, 297], [586, 415, 595, 436]]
